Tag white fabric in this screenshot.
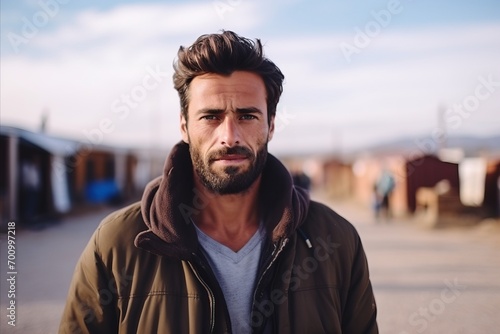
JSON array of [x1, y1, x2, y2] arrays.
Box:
[[51, 155, 71, 213]]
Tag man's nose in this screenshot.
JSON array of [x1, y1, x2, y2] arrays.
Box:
[[219, 117, 241, 147]]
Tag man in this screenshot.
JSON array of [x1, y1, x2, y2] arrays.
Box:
[[374, 167, 395, 220], [59, 31, 378, 333]]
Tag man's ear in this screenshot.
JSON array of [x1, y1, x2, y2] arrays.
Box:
[[180, 113, 189, 143], [267, 115, 275, 142]]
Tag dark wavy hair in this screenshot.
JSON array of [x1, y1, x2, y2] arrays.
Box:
[[173, 30, 284, 125]]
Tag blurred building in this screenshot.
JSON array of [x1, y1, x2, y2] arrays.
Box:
[[1, 125, 79, 225], [483, 157, 500, 217], [0, 125, 166, 228], [351, 146, 500, 223]]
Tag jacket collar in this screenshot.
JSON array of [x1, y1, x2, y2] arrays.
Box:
[[135, 141, 310, 260]]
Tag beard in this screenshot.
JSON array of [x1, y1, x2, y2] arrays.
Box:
[[190, 142, 268, 195]]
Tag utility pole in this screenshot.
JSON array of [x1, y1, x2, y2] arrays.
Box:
[[40, 108, 49, 133], [332, 128, 342, 159], [437, 104, 447, 151]]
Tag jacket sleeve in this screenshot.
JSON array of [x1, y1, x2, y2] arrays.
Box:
[[58, 228, 119, 334], [342, 234, 378, 333]]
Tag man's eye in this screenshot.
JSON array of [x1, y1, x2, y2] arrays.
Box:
[[240, 114, 257, 120], [201, 115, 219, 120]]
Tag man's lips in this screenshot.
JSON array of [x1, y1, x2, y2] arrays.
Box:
[[215, 154, 248, 161], [208, 146, 253, 164]]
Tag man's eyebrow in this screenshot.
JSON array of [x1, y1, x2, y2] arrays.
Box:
[[195, 108, 225, 115], [196, 107, 263, 115], [235, 107, 263, 114]]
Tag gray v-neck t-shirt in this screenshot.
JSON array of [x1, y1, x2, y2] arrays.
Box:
[[194, 223, 265, 333]]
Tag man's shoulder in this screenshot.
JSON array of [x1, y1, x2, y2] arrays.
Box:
[[99, 201, 143, 227], [93, 201, 147, 252]]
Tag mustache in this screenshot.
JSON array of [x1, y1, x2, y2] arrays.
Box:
[[208, 146, 253, 162]]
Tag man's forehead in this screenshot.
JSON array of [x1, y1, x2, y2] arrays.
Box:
[[188, 72, 266, 100]]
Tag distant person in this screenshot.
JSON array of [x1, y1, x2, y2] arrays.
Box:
[[374, 168, 395, 220], [59, 31, 378, 333]]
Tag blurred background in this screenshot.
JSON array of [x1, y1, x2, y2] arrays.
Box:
[[1, 0, 500, 333]]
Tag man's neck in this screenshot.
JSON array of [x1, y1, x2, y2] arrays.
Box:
[[191, 176, 262, 252]]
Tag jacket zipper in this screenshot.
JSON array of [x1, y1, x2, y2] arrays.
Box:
[[259, 238, 289, 290], [251, 238, 289, 331], [187, 260, 216, 333]]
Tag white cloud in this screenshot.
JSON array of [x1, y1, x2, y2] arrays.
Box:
[[267, 23, 500, 153], [31, 2, 262, 51]]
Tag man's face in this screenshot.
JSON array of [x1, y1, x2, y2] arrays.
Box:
[[181, 71, 275, 195]]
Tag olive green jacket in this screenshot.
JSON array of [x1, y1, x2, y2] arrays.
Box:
[[59, 142, 378, 333]]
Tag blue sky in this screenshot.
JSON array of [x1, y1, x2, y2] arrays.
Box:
[[1, 0, 499, 154]]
